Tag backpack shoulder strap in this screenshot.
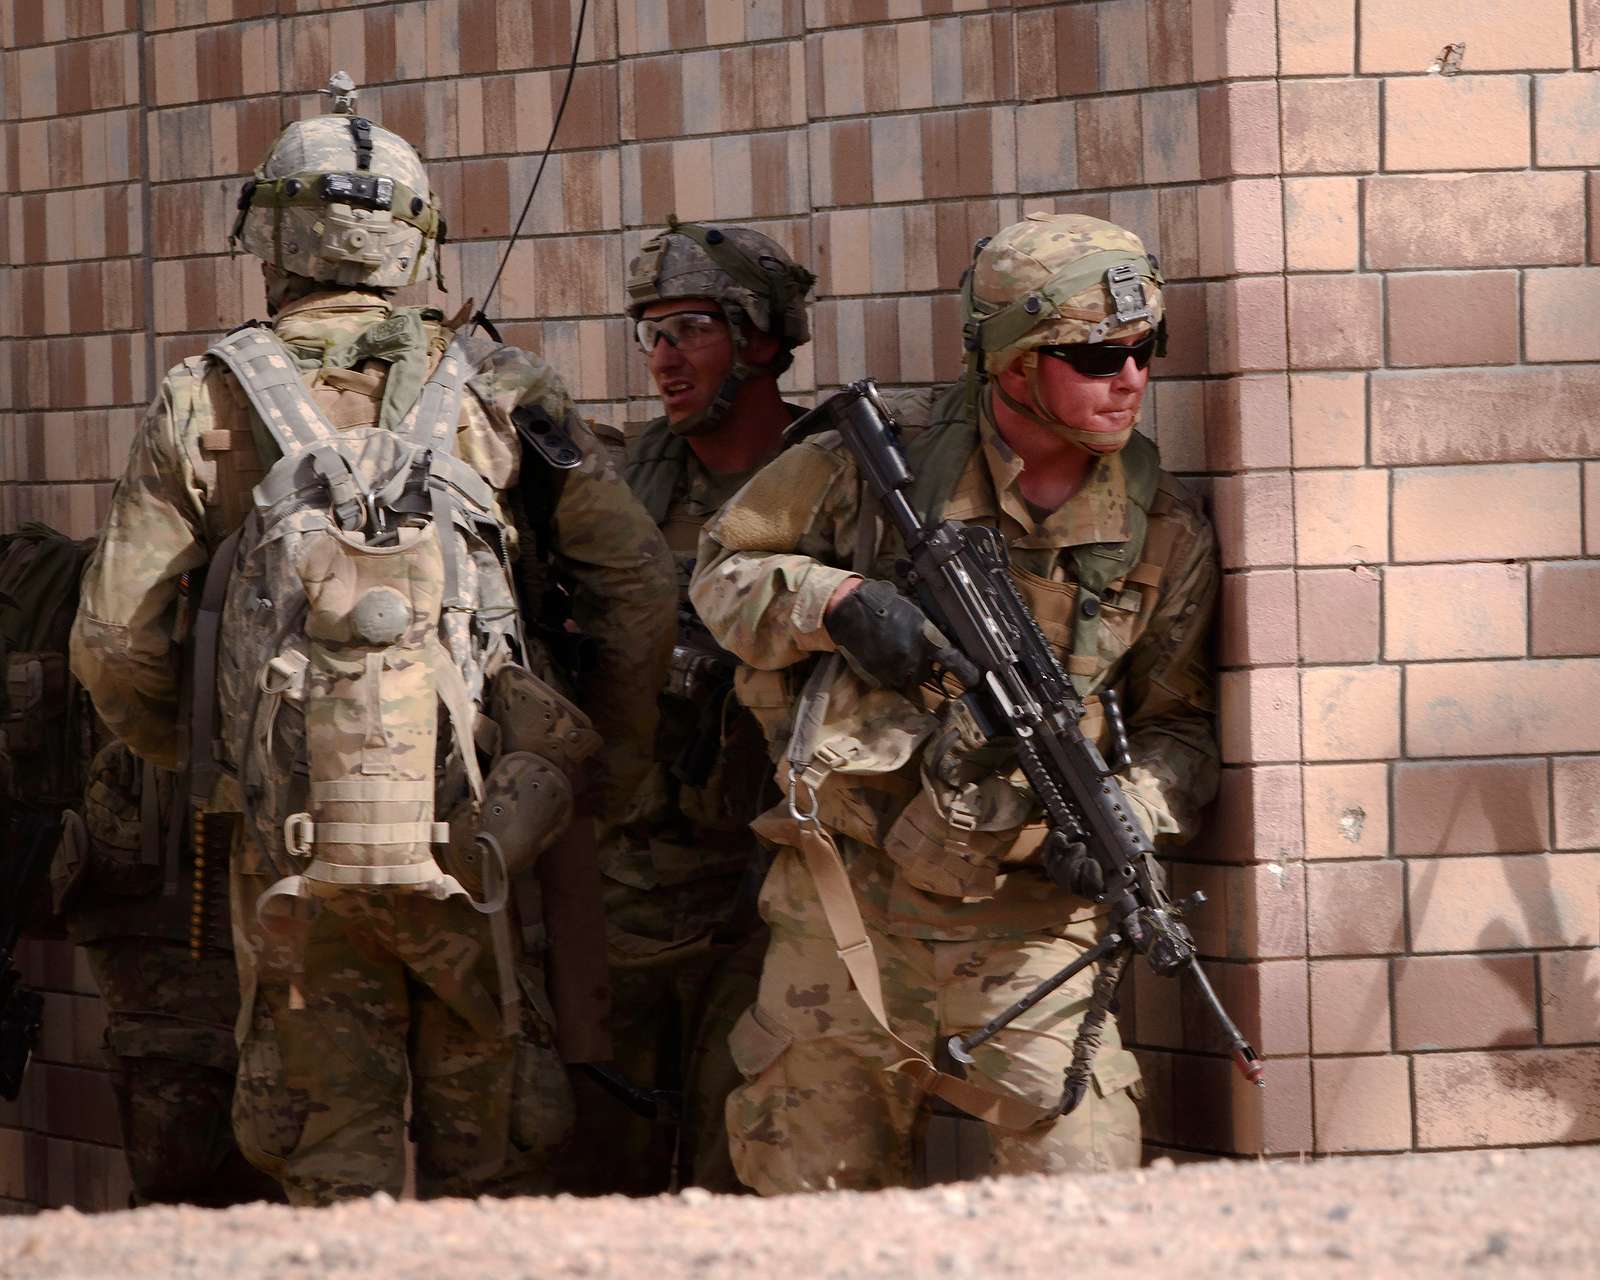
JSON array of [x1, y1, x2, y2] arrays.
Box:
[[623, 417, 689, 526], [205, 326, 338, 459], [903, 383, 980, 524], [393, 332, 475, 456]]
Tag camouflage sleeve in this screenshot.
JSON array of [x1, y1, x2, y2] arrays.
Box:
[[69, 367, 212, 770], [688, 438, 867, 670], [1115, 482, 1221, 846]]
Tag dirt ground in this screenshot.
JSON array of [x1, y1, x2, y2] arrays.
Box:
[[2, 1146, 1595, 1279]]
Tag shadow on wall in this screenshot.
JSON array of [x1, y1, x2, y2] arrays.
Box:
[[1407, 771, 1600, 1147]]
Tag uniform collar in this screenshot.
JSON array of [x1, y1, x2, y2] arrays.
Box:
[[272, 287, 392, 323]]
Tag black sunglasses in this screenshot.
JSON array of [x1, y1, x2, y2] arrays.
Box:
[[1037, 335, 1159, 378]]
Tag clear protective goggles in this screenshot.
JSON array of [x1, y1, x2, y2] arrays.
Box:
[[1037, 334, 1159, 378], [634, 310, 727, 354]]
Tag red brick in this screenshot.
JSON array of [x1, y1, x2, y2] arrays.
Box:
[[1553, 757, 1600, 850], [1392, 464, 1581, 562], [1532, 561, 1600, 657], [1219, 667, 1300, 764], [1220, 569, 1296, 668], [1211, 472, 1295, 570], [1393, 759, 1549, 856], [1524, 268, 1600, 363], [1309, 958, 1391, 1054], [1075, 94, 1142, 189], [1373, 367, 1600, 466], [1303, 762, 1390, 859], [1365, 172, 1585, 270], [1395, 954, 1537, 1051], [1536, 72, 1600, 167], [1297, 567, 1379, 664], [1279, 0, 1355, 75], [1409, 853, 1600, 952], [1307, 859, 1405, 955], [1408, 660, 1600, 758], [1286, 273, 1381, 370], [1313, 1056, 1411, 1153], [1290, 372, 1365, 468], [1189, 764, 1305, 865], [1384, 74, 1530, 172], [1283, 176, 1358, 272], [1360, 0, 1573, 73], [1281, 79, 1378, 174], [1386, 271, 1519, 368], [1294, 469, 1387, 567], [1415, 1048, 1600, 1147], [1384, 563, 1528, 661], [1302, 665, 1400, 762], [1539, 951, 1600, 1044]]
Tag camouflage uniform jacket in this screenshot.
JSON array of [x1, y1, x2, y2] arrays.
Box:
[[689, 385, 1219, 940], [72, 289, 676, 811]]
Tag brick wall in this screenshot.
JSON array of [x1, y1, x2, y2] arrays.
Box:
[[2, 0, 1596, 1210]]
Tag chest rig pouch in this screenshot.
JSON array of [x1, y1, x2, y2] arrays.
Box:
[[202, 324, 576, 926]]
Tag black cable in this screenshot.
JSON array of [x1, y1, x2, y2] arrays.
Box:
[[471, 0, 591, 336]]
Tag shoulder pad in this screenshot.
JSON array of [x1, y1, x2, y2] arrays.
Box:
[[512, 404, 583, 470]]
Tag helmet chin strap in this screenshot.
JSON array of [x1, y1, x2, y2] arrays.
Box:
[[665, 314, 785, 438], [990, 352, 1135, 453]]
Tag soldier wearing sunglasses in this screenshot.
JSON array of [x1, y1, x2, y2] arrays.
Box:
[[567, 219, 817, 1195], [686, 214, 1220, 1193]]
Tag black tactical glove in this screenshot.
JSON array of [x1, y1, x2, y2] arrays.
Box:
[[1043, 830, 1105, 900], [825, 578, 945, 692]]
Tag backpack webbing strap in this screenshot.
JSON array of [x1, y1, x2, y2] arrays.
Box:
[[396, 334, 472, 456], [207, 327, 340, 459]]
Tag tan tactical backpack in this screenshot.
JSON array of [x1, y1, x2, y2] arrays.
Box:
[[200, 325, 597, 921]]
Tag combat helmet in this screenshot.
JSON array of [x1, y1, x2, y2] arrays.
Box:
[[231, 73, 445, 291], [626, 215, 817, 434], [960, 213, 1165, 438]]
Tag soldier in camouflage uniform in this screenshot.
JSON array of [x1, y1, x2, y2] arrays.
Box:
[[689, 214, 1219, 1193], [70, 86, 675, 1205], [565, 220, 816, 1194]]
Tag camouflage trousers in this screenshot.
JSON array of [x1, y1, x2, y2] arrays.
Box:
[[725, 847, 1143, 1195], [84, 938, 282, 1207], [553, 868, 763, 1196], [230, 870, 573, 1206]]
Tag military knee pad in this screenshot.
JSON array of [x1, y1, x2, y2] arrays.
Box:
[[441, 751, 574, 901], [487, 665, 602, 777]]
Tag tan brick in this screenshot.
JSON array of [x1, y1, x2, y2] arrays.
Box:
[[1553, 756, 1600, 849], [1197, 178, 1284, 278], [1532, 561, 1600, 657], [1539, 951, 1600, 1044], [1384, 563, 1528, 661], [1286, 273, 1382, 370], [1290, 372, 1366, 468], [1297, 567, 1379, 665], [1190, 764, 1305, 864], [1386, 271, 1519, 368], [1203, 373, 1290, 471], [1408, 659, 1600, 758], [1283, 176, 1358, 272], [1294, 469, 1387, 566], [1281, 78, 1378, 174], [1585, 0, 1600, 69], [1365, 172, 1585, 270], [1409, 853, 1600, 952], [1536, 73, 1600, 167], [1220, 667, 1301, 764], [1224, 862, 1309, 960], [1206, 276, 1288, 375], [1211, 472, 1295, 570], [1392, 465, 1581, 563], [1524, 268, 1600, 363], [1230, 1054, 1314, 1156], [1384, 75, 1530, 172], [1589, 462, 1600, 556], [1279, 0, 1355, 75], [1394, 759, 1549, 856], [1416, 1048, 1600, 1147], [1360, 0, 1573, 73], [1373, 367, 1600, 466], [1219, 569, 1297, 668], [1309, 958, 1391, 1054], [1016, 99, 1076, 194], [1314, 1055, 1411, 1153], [1198, 79, 1280, 179], [1140, 87, 1200, 185], [1302, 665, 1401, 762], [1308, 859, 1405, 955], [1181, 957, 1308, 1060], [1148, 379, 1205, 471], [1395, 954, 1538, 1052], [1303, 762, 1390, 859]]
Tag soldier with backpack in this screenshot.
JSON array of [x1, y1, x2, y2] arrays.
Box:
[[70, 83, 676, 1205]]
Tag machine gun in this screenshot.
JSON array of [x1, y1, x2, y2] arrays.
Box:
[[0, 803, 58, 1101], [786, 380, 1262, 1115]]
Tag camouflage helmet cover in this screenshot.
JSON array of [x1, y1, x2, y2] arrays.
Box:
[[626, 218, 816, 350], [965, 212, 1166, 374], [233, 89, 443, 290]]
